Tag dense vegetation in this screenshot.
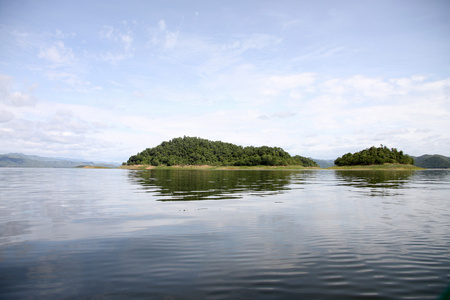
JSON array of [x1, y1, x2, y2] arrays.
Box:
[[334, 146, 414, 166], [126, 136, 318, 167]]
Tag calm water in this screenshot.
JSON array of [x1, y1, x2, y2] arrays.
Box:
[[1, 168, 449, 299]]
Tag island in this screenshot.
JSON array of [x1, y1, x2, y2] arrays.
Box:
[[331, 145, 422, 170], [123, 136, 319, 169]]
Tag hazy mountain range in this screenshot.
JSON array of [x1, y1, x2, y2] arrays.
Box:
[[0, 153, 119, 168], [412, 154, 450, 169], [1, 153, 449, 169], [311, 159, 335, 169]]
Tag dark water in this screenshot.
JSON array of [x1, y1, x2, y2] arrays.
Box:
[[1, 168, 449, 299]]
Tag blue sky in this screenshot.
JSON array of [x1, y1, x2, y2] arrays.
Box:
[[1, 0, 449, 162]]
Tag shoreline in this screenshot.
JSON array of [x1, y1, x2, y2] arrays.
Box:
[[119, 164, 319, 170], [327, 163, 424, 170], [119, 163, 424, 171]]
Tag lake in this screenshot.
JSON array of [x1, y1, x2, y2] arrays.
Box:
[[1, 168, 449, 299]]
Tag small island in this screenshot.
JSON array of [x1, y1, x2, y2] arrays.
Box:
[[123, 136, 319, 169], [331, 145, 422, 170], [121, 138, 425, 170]]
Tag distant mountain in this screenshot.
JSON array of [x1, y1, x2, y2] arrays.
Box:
[[413, 154, 450, 169], [312, 159, 335, 168], [0, 153, 118, 168]]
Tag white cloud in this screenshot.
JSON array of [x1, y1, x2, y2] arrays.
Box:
[[9, 91, 35, 106], [0, 74, 37, 106], [98, 24, 134, 62], [146, 21, 281, 74], [0, 101, 118, 160], [342, 75, 394, 98], [242, 73, 450, 158], [273, 111, 297, 119], [293, 45, 349, 62], [38, 41, 75, 66], [263, 73, 316, 96], [1, 73, 449, 161], [165, 31, 179, 49], [224, 34, 282, 53], [44, 71, 99, 92], [2, 27, 96, 91], [0, 109, 14, 122], [2, 9, 449, 161], [148, 20, 179, 49], [158, 20, 166, 31], [99, 25, 115, 40], [99, 52, 129, 64], [318, 75, 396, 100], [121, 33, 133, 51]]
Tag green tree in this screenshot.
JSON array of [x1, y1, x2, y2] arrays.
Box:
[[126, 136, 318, 167], [334, 146, 414, 166]]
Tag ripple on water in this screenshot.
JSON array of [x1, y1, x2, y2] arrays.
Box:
[[1, 169, 449, 299]]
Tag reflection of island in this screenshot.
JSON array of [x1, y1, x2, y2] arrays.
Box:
[[128, 169, 302, 201], [335, 170, 414, 189]]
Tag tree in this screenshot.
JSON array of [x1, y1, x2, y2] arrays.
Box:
[[126, 136, 319, 167], [334, 146, 414, 166]]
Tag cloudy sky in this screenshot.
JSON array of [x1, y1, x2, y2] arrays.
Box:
[[1, 0, 449, 162]]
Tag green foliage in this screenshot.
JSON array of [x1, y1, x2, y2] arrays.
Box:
[[127, 136, 318, 167], [334, 145, 415, 166]]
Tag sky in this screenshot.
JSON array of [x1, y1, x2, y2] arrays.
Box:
[[1, 0, 449, 162]]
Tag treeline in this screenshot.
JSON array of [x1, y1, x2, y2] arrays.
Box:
[[334, 145, 414, 166], [126, 136, 318, 167]]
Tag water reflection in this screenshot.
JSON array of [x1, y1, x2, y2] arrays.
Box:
[[0, 221, 31, 238], [335, 170, 415, 187], [1, 168, 449, 299], [335, 170, 415, 197], [128, 169, 301, 201]]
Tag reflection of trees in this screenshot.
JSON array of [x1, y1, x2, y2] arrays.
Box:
[[128, 170, 300, 201], [335, 170, 414, 189]]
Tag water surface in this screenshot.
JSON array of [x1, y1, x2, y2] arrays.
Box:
[[1, 168, 449, 299]]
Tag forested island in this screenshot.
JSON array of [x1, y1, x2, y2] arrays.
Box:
[[334, 145, 415, 166], [126, 136, 318, 167]]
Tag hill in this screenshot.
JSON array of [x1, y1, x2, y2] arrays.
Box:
[[126, 136, 318, 167], [0, 153, 117, 168], [313, 159, 335, 168], [334, 146, 414, 166], [413, 154, 450, 169]]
